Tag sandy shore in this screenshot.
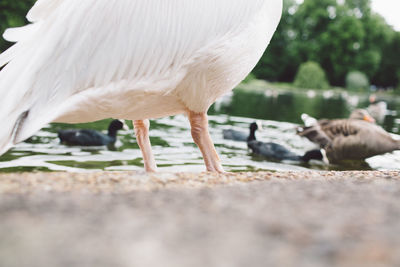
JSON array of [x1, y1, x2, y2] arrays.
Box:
[[0, 171, 399, 267]]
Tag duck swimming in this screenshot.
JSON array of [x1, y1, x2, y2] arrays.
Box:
[[247, 122, 303, 161], [223, 128, 248, 142], [58, 119, 127, 146], [0, 0, 283, 172]]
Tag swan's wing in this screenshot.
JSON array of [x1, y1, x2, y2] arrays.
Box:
[[0, 0, 282, 153], [0, 0, 64, 62], [27, 0, 66, 22]]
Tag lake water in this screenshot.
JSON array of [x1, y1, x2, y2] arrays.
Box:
[[1, 85, 399, 172]]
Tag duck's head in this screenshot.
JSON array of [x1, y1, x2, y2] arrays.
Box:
[[349, 109, 375, 123], [301, 149, 329, 164], [109, 119, 129, 132], [250, 121, 263, 132], [248, 121, 263, 142], [250, 122, 259, 132]]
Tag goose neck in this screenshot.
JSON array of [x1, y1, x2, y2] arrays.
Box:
[[247, 130, 256, 142]]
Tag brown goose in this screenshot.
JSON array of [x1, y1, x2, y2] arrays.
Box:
[[298, 110, 400, 163]]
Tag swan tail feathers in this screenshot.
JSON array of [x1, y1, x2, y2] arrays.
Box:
[[0, 110, 29, 155], [0, 105, 55, 156], [0, 45, 18, 69]]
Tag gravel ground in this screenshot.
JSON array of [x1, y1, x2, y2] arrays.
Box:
[[0, 171, 400, 267]]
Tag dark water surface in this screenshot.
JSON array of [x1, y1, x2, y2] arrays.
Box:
[[1, 86, 399, 172]]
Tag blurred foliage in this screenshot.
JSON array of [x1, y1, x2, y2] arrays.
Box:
[[254, 0, 400, 90], [215, 88, 349, 124], [346, 71, 370, 91], [373, 32, 400, 89], [242, 73, 257, 84], [0, 0, 399, 90], [294, 61, 329, 89]]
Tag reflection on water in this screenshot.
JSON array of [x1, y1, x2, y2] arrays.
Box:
[[1, 87, 399, 173], [211, 87, 400, 134]]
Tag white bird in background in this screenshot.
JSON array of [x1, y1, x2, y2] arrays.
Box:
[[0, 0, 282, 172]]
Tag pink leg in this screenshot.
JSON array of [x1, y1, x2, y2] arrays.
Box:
[[188, 111, 224, 173], [133, 119, 157, 172]]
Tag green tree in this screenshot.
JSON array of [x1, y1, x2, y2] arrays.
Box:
[[255, 0, 400, 89], [319, 14, 365, 85], [291, 0, 369, 85], [253, 0, 300, 82], [294, 61, 329, 89], [346, 71, 370, 91], [373, 31, 400, 89]]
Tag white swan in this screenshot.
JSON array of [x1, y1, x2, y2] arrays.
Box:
[[0, 0, 282, 172]]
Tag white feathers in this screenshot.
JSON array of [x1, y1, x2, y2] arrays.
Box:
[[0, 0, 282, 154], [3, 24, 37, 43], [26, 0, 66, 22]]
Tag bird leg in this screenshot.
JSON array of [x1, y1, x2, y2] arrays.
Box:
[[133, 119, 157, 172], [188, 111, 224, 173]]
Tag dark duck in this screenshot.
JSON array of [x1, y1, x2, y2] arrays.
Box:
[[58, 119, 127, 146], [247, 122, 301, 161], [223, 128, 248, 142], [246, 122, 324, 163]]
